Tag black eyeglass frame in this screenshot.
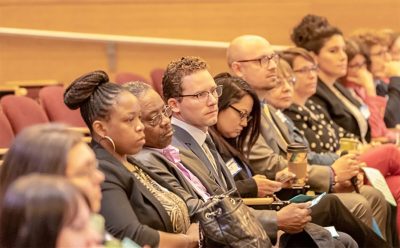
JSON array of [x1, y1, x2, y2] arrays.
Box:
[[229, 105, 253, 122]]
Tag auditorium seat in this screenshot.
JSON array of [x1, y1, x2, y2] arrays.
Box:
[[39, 86, 86, 127], [0, 95, 49, 134], [0, 109, 14, 148], [115, 72, 151, 85], [150, 68, 165, 96]]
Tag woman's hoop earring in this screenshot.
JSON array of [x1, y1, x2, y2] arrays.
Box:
[[100, 135, 116, 152]]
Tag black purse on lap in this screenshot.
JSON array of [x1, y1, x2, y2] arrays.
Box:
[[195, 189, 270, 248]]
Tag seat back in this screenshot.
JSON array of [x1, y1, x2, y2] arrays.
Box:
[[0, 95, 49, 134], [115, 72, 150, 85], [39, 86, 86, 127], [150, 68, 165, 96], [0, 109, 15, 148]]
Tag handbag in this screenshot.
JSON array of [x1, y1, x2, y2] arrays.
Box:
[[195, 189, 270, 248]]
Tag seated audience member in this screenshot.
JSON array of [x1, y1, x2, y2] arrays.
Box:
[[226, 34, 390, 241], [350, 29, 400, 128], [0, 124, 104, 213], [64, 71, 198, 248], [341, 39, 396, 141], [279, 46, 400, 241], [210, 72, 287, 198], [160, 56, 359, 247], [0, 174, 102, 248]]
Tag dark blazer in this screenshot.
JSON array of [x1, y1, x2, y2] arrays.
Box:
[[310, 78, 371, 142], [92, 141, 182, 247], [171, 124, 237, 192], [224, 156, 258, 198]]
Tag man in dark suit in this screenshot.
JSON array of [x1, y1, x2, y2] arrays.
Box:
[[227, 35, 389, 240]]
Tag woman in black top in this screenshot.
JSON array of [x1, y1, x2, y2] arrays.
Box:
[[209, 72, 285, 198], [291, 14, 371, 143], [64, 70, 198, 248]]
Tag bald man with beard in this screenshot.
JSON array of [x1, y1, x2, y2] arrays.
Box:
[[227, 35, 390, 240]]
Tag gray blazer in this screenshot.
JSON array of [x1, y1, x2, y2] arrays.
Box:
[[249, 104, 331, 192], [171, 124, 278, 241], [134, 147, 205, 218]]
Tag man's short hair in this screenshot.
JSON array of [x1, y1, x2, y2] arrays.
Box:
[[122, 81, 153, 99], [162, 56, 208, 101]]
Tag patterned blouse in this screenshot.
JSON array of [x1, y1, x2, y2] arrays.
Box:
[[284, 99, 356, 153], [130, 164, 190, 233]]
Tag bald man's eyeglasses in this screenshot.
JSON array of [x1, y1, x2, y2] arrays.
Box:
[[236, 53, 279, 68]]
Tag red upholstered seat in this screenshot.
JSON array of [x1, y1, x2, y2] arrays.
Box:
[[39, 86, 86, 127], [150, 68, 165, 96], [115, 72, 151, 85], [0, 95, 49, 134], [0, 109, 14, 148]]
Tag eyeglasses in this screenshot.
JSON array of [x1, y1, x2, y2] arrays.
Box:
[[179, 85, 223, 102], [236, 53, 280, 68], [229, 105, 253, 122], [276, 76, 296, 88], [293, 65, 318, 75], [148, 105, 172, 127]]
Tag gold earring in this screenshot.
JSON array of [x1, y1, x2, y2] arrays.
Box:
[[100, 135, 116, 152]]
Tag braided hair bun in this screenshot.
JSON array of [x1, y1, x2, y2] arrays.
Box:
[[64, 70, 126, 130], [64, 70, 109, 110]]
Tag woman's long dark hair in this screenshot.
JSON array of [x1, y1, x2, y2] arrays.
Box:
[[0, 124, 82, 198], [210, 73, 260, 162], [0, 174, 85, 248]]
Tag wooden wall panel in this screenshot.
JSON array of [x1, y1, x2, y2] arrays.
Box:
[[0, 0, 399, 83]]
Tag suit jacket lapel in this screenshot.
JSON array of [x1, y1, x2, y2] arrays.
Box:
[[172, 124, 228, 191], [269, 106, 293, 147], [178, 147, 225, 195], [260, 106, 287, 154]]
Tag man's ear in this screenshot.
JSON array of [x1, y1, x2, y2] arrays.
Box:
[[230, 61, 244, 78], [92, 120, 107, 137], [167, 98, 180, 114]]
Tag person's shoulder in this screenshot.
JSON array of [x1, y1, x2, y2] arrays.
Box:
[[135, 149, 169, 165]]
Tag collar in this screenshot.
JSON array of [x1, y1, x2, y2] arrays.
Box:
[[171, 117, 207, 146]]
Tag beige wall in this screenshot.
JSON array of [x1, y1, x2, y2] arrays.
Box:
[[1, 0, 399, 84]]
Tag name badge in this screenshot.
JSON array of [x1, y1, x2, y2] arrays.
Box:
[[360, 104, 371, 119], [226, 158, 242, 176]]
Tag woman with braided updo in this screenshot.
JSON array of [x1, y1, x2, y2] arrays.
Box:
[[64, 71, 198, 248]]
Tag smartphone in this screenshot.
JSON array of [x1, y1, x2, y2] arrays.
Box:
[[289, 194, 314, 203], [277, 173, 292, 183]]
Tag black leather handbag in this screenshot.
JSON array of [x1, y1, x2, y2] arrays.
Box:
[[195, 189, 270, 247]]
